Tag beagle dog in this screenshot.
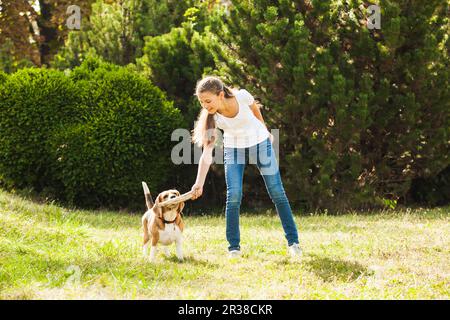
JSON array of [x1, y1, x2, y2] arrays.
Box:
[[141, 182, 185, 262]]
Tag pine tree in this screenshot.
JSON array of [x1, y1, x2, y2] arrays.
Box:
[[51, 0, 198, 68], [206, 0, 449, 212]]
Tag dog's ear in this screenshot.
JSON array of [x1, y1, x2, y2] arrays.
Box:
[[153, 193, 164, 219], [177, 201, 185, 216], [174, 190, 184, 215]]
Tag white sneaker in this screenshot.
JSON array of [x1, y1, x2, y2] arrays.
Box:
[[288, 243, 302, 258], [228, 250, 242, 258]]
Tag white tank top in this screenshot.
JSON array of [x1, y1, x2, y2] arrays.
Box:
[[214, 89, 270, 148]]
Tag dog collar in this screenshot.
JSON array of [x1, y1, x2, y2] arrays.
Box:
[[161, 216, 176, 224]]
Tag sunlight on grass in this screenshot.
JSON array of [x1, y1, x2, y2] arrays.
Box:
[[0, 189, 449, 299]]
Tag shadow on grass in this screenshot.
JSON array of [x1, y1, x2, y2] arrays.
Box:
[[304, 254, 372, 282], [163, 255, 219, 267]]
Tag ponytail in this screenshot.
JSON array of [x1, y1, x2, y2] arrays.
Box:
[[192, 109, 216, 148]]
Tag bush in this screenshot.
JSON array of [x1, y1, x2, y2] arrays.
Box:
[[49, 58, 184, 209], [409, 165, 450, 206], [0, 70, 8, 84], [0, 58, 184, 210], [0, 68, 82, 192]]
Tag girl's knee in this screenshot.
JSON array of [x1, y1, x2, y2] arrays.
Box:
[[226, 188, 243, 204], [268, 187, 288, 203]]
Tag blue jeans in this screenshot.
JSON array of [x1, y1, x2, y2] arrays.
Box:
[[223, 137, 299, 251]]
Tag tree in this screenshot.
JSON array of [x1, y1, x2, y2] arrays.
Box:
[[137, 19, 216, 119], [207, 0, 449, 212], [51, 0, 198, 68], [35, 0, 96, 65], [0, 0, 95, 70], [0, 0, 40, 70]]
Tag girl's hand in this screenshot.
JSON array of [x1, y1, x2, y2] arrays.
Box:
[[269, 133, 274, 144], [191, 183, 203, 200]]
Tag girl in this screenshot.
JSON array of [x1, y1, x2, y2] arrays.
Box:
[[190, 76, 302, 258]]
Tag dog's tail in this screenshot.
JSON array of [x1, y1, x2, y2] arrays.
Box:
[[142, 181, 154, 210]]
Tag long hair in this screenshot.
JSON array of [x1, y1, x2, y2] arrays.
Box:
[[191, 76, 234, 148]]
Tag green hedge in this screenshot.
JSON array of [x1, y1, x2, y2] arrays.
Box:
[[0, 68, 82, 192], [0, 58, 184, 209], [51, 60, 184, 208], [0, 71, 7, 84]]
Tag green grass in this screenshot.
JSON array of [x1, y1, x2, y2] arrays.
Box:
[[0, 188, 449, 299]]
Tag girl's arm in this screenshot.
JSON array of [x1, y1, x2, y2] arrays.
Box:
[[191, 143, 214, 199], [250, 102, 267, 128], [250, 102, 274, 142]]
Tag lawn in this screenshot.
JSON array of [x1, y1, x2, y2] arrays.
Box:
[[0, 188, 448, 299]]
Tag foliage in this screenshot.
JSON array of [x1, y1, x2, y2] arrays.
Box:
[[51, 0, 198, 68], [137, 21, 216, 125], [206, 0, 450, 211], [0, 68, 82, 192], [0, 58, 183, 209], [0, 0, 95, 69]]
